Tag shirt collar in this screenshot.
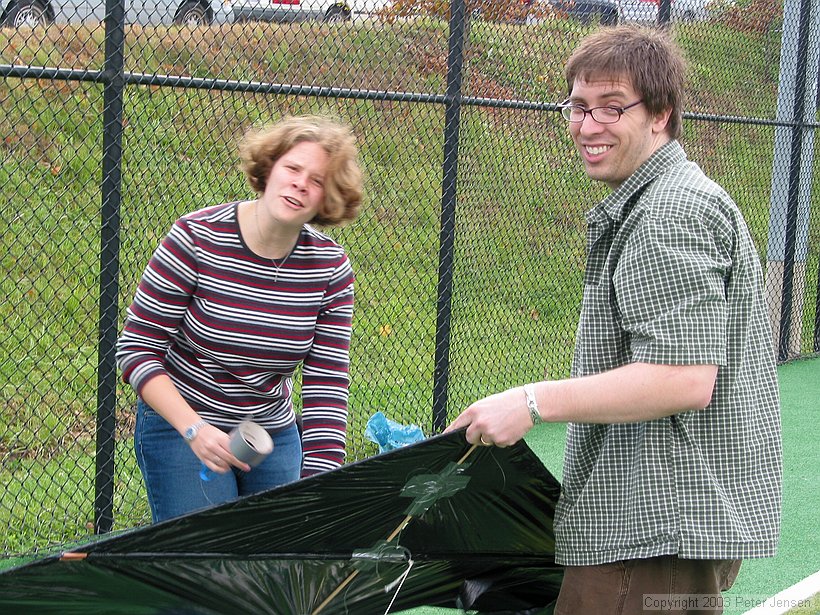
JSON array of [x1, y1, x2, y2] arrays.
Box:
[[586, 140, 687, 226]]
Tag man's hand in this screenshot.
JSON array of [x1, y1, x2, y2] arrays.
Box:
[[445, 387, 533, 447]]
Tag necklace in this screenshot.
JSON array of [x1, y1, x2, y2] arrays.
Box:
[[254, 201, 292, 282]]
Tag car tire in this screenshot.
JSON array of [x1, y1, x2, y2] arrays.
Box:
[[324, 4, 350, 23], [4, 0, 51, 27], [174, 1, 209, 25]]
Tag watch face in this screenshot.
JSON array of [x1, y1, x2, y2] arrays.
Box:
[[184, 420, 206, 442]]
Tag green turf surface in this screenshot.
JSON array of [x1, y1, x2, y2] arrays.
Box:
[[722, 356, 820, 615], [399, 356, 820, 615]]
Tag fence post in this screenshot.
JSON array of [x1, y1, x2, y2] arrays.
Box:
[[94, 0, 127, 534], [657, 0, 671, 24], [432, 0, 467, 432], [764, 0, 818, 362], [815, 263, 820, 352]]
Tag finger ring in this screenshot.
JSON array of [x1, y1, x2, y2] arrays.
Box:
[[480, 435, 492, 446]]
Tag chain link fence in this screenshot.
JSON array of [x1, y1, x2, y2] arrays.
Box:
[[1, 0, 816, 557]]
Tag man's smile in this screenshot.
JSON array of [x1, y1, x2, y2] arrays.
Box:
[[584, 144, 611, 156]]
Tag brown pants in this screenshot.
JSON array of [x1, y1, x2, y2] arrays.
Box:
[[554, 555, 742, 615]]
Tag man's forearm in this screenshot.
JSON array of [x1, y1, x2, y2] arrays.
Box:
[[536, 362, 719, 424]]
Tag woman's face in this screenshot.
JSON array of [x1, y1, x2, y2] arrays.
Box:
[[262, 140, 329, 228]]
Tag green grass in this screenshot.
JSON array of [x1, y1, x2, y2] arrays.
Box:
[[0, 441, 148, 554], [1, 5, 815, 557], [789, 594, 820, 615]]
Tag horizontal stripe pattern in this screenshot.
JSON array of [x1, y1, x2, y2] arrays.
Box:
[[117, 202, 353, 475]]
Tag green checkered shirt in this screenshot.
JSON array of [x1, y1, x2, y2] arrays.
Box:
[[554, 141, 782, 566]]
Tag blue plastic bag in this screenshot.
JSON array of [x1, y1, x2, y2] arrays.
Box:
[[365, 411, 425, 453]]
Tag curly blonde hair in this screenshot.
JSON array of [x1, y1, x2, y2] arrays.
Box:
[[239, 115, 363, 226]]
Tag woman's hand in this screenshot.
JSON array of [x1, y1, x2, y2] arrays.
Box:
[[138, 376, 252, 473], [190, 424, 251, 473]]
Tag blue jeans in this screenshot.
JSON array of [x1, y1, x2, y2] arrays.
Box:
[[135, 399, 302, 523]]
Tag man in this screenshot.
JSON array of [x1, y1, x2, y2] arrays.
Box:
[[446, 25, 781, 614]]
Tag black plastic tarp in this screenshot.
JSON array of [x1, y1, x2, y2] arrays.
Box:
[[0, 430, 563, 614]]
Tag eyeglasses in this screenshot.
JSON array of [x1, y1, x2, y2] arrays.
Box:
[[558, 100, 644, 124]]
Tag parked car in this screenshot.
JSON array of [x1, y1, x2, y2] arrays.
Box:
[[231, 0, 387, 23], [619, 0, 716, 21], [0, 0, 232, 28], [546, 0, 718, 25], [547, 0, 618, 25]]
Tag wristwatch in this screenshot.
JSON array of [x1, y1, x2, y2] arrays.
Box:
[[183, 420, 208, 443]]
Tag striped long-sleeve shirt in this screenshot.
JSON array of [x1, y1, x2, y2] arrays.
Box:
[[116, 201, 354, 476]]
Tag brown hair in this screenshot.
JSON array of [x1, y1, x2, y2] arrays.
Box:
[[565, 25, 687, 139], [239, 115, 363, 226]]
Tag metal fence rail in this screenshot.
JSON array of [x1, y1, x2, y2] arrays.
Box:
[[1, 0, 816, 556]]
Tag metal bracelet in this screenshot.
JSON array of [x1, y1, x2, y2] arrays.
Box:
[[524, 384, 543, 426]]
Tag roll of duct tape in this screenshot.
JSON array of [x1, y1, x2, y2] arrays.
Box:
[[229, 421, 274, 467]]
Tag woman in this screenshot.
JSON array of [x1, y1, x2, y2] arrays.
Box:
[[116, 115, 364, 522]]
